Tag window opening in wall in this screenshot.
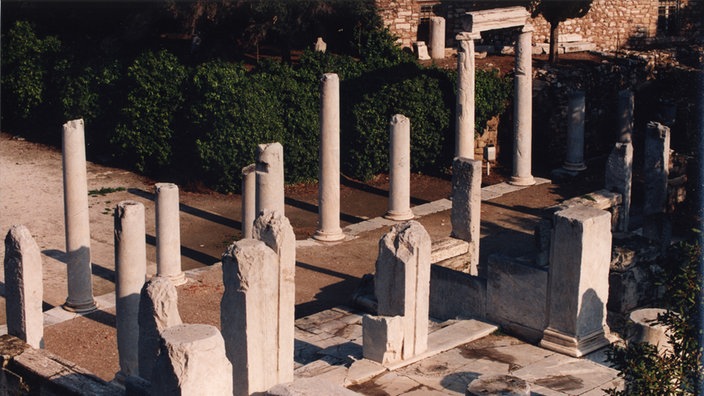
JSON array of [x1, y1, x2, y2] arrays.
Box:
[[417, 4, 437, 43], [658, 0, 681, 35]]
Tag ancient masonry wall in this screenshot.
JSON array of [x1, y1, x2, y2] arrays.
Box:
[[376, 0, 422, 48]]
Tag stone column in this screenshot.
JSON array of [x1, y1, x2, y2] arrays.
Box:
[[61, 119, 96, 312], [114, 201, 147, 378], [138, 277, 183, 381], [451, 158, 482, 275], [643, 122, 671, 245], [455, 33, 480, 159], [152, 324, 233, 395], [605, 142, 633, 232], [563, 91, 587, 171], [4, 225, 44, 349], [221, 239, 279, 396], [429, 17, 446, 60], [385, 115, 414, 221], [253, 210, 295, 384], [256, 142, 285, 216], [374, 221, 431, 360], [314, 73, 345, 241], [241, 164, 256, 239], [617, 89, 634, 143], [510, 25, 535, 186], [541, 206, 612, 357], [155, 183, 185, 285]]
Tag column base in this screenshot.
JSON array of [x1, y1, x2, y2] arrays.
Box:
[[384, 210, 414, 221], [508, 175, 535, 186], [312, 228, 345, 242], [563, 162, 587, 171], [63, 298, 98, 313], [540, 326, 611, 358], [163, 272, 188, 286]]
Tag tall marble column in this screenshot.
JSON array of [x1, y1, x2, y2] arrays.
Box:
[[255, 142, 285, 216], [563, 91, 587, 171], [510, 25, 536, 186], [385, 115, 414, 221], [455, 33, 480, 159], [155, 183, 185, 285], [429, 17, 446, 60], [241, 164, 256, 239]]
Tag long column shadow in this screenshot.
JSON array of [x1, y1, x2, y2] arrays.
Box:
[[42, 249, 115, 283], [284, 197, 367, 224], [294, 260, 361, 319], [144, 234, 220, 266], [341, 175, 431, 206]]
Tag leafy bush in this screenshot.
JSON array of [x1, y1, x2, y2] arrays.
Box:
[[476, 69, 512, 135], [112, 50, 187, 173]]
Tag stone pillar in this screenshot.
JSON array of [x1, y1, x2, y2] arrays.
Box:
[[256, 142, 285, 216], [429, 17, 446, 60], [617, 89, 634, 143], [221, 239, 279, 396], [605, 142, 633, 232], [374, 221, 431, 360], [455, 34, 479, 159], [253, 210, 295, 384], [114, 201, 147, 378], [155, 183, 185, 285], [362, 315, 404, 364], [314, 73, 345, 241], [563, 91, 586, 171], [152, 324, 233, 395], [241, 164, 256, 239], [4, 225, 44, 349], [61, 119, 96, 313], [385, 115, 414, 221], [510, 25, 535, 186], [138, 277, 182, 381], [451, 158, 482, 275], [643, 122, 671, 245], [541, 206, 612, 357]]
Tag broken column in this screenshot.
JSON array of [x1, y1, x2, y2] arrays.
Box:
[[114, 201, 147, 379], [314, 73, 345, 241], [642, 121, 671, 246], [541, 206, 612, 357], [221, 239, 279, 396], [4, 225, 44, 349], [138, 276, 183, 381], [61, 118, 96, 312], [364, 221, 431, 363], [429, 16, 446, 60], [152, 324, 232, 395], [253, 210, 295, 384], [385, 114, 414, 221], [256, 142, 285, 216], [510, 25, 535, 186], [605, 142, 633, 232], [451, 158, 482, 275], [455, 33, 480, 159], [241, 163, 256, 239], [563, 91, 586, 171], [155, 183, 185, 285], [617, 89, 634, 143]]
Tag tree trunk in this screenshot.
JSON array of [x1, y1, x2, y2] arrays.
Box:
[[549, 21, 559, 64]]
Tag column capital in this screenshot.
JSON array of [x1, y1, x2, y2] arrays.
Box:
[[521, 23, 535, 33], [455, 32, 481, 41]]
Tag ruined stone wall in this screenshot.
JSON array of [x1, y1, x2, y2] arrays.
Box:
[[376, 0, 422, 48]]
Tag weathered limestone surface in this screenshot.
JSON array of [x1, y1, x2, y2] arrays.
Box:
[[62, 118, 96, 312], [629, 308, 671, 353], [221, 239, 279, 396], [4, 225, 44, 349], [314, 37, 327, 53], [451, 158, 481, 275], [153, 324, 232, 395], [362, 315, 404, 364], [114, 201, 147, 378], [643, 122, 671, 245], [541, 206, 612, 357], [241, 163, 256, 239], [564, 91, 586, 171], [617, 89, 634, 143], [462, 6, 530, 33], [608, 234, 663, 313], [455, 38, 477, 159], [415, 41, 431, 60], [429, 17, 446, 59], [155, 183, 185, 285], [253, 210, 296, 383], [314, 73, 345, 241], [138, 277, 183, 381], [605, 142, 633, 232], [375, 221, 431, 359], [267, 378, 361, 396], [510, 25, 535, 186], [256, 142, 285, 216], [385, 115, 414, 221], [430, 265, 487, 321], [466, 374, 530, 396]]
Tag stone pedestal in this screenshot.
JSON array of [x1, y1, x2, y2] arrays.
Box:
[[385, 115, 414, 221], [4, 225, 44, 349], [114, 201, 147, 378], [256, 142, 285, 216], [153, 324, 232, 395], [643, 122, 670, 245], [362, 315, 404, 364], [455, 35, 479, 159], [629, 308, 671, 353], [155, 183, 185, 285], [429, 17, 446, 60], [61, 119, 96, 313], [617, 89, 634, 143], [605, 142, 633, 232], [241, 163, 256, 239], [563, 91, 586, 171], [451, 158, 481, 275], [510, 26, 535, 186], [541, 207, 612, 357], [314, 73, 345, 241]]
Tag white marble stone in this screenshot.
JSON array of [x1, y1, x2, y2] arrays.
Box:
[[451, 158, 482, 274], [256, 142, 285, 216], [429, 17, 446, 59], [385, 115, 414, 221], [362, 315, 404, 364], [155, 183, 185, 285], [510, 25, 535, 186], [241, 163, 256, 239], [455, 38, 476, 159]]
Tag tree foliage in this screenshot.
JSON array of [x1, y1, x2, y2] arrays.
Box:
[[530, 0, 593, 63]]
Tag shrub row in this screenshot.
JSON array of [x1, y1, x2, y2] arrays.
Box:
[[2, 21, 512, 192]]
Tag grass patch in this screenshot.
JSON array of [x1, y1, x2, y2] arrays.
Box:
[[89, 186, 126, 197]]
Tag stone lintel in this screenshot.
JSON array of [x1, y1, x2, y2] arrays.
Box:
[[462, 6, 529, 33], [455, 32, 481, 41]]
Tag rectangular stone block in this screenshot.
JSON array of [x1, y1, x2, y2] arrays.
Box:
[[362, 315, 404, 365], [429, 265, 486, 321], [643, 122, 670, 216], [451, 158, 482, 275], [462, 6, 530, 32], [605, 142, 633, 232]]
